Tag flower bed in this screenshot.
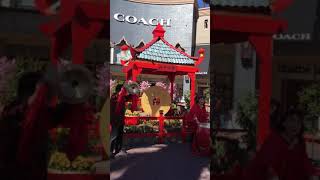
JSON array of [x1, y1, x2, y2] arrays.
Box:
[[48, 151, 95, 173], [124, 119, 182, 134], [164, 119, 182, 132], [124, 123, 159, 133]]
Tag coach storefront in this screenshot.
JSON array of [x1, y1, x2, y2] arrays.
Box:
[[272, 0, 320, 111], [109, 0, 205, 97]]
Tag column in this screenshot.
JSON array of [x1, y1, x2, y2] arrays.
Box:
[[188, 73, 196, 107], [168, 74, 175, 101], [249, 35, 273, 146]]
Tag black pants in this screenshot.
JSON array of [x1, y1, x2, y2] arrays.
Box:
[[111, 124, 124, 155]]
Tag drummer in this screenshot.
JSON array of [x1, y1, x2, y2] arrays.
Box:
[[186, 95, 210, 156]]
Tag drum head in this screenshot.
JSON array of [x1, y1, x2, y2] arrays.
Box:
[[140, 86, 171, 116]]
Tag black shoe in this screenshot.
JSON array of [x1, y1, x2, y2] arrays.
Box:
[[110, 154, 115, 159]]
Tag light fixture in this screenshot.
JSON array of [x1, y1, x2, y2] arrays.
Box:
[[240, 42, 254, 69]]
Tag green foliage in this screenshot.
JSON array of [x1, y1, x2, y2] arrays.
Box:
[[164, 119, 182, 131], [298, 84, 320, 132], [236, 92, 258, 151], [111, 80, 125, 94], [184, 91, 191, 110], [203, 88, 210, 103], [211, 139, 248, 174]]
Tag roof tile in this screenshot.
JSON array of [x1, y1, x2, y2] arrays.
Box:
[[137, 40, 194, 65]]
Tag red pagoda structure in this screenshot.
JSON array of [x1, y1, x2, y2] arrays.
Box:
[[121, 24, 205, 107], [211, 0, 291, 146]]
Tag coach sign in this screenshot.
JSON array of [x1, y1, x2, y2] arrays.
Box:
[[114, 13, 171, 27], [273, 0, 319, 41]]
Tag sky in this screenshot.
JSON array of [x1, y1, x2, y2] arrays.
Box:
[[198, 0, 209, 8]]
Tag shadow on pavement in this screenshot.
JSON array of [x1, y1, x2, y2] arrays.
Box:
[[111, 143, 210, 180]]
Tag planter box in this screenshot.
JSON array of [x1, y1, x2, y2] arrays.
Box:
[[48, 173, 108, 180], [125, 117, 139, 125], [165, 127, 181, 132], [48, 169, 109, 180]]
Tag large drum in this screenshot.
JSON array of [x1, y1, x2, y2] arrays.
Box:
[[192, 122, 211, 156]]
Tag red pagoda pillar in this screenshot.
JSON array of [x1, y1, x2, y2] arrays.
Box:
[[188, 73, 196, 107], [168, 74, 175, 101], [249, 35, 273, 146]]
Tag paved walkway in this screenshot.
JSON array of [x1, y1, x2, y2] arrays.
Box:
[[110, 142, 210, 180]]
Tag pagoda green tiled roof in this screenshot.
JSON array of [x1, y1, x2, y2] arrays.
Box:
[[211, 0, 270, 7], [137, 40, 195, 65]]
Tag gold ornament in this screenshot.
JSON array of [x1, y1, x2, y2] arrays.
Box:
[[140, 86, 171, 116]]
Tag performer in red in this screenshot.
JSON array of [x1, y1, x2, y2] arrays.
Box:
[[186, 95, 211, 156], [110, 84, 125, 156], [110, 82, 138, 157], [0, 72, 67, 179], [0, 72, 43, 179], [0, 71, 95, 179], [241, 110, 316, 180]]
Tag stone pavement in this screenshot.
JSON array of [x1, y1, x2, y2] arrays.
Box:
[[110, 140, 210, 180]]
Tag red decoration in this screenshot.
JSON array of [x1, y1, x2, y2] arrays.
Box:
[[121, 45, 129, 51], [153, 23, 166, 38]]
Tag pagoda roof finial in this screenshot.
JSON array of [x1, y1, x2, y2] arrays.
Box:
[[152, 24, 166, 38]]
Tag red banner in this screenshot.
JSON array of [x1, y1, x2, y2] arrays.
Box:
[[157, 64, 177, 72]]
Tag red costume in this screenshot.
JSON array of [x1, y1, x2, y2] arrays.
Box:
[[16, 84, 94, 179], [17, 84, 55, 179], [186, 103, 211, 156], [111, 85, 138, 155], [241, 132, 315, 180]]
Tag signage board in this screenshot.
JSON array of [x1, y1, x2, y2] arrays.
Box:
[[113, 13, 171, 27], [157, 64, 177, 72]]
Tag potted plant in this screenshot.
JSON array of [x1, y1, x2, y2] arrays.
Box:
[[298, 84, 320, 134], [236, 92, 258, 152]]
